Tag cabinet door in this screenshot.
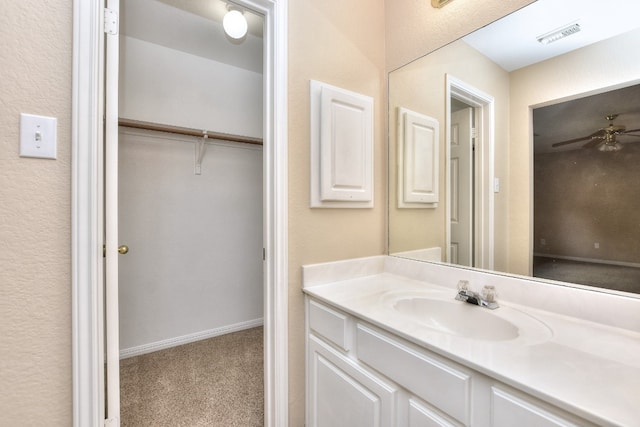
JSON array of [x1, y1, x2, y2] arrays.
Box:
[[308, 335, 397, 427], [491, 387, 589, 427], [409, 398, 461, 427]]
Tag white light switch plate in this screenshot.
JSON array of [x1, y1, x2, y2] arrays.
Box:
[[20, 113, 57, 159]]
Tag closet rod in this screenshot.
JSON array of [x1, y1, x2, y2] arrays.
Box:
[[118, 118, 263, 146]]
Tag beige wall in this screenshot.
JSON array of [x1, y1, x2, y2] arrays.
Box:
[[287, 0, 387, 423], [0, 0, 545, 425], [0, 1, 73, 425]]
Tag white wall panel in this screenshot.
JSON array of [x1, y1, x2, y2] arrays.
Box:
[[310, 80, 374, 208]]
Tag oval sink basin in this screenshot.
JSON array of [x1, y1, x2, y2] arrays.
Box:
[[382, 291, 552, 344], [394, 297, 518, 340]]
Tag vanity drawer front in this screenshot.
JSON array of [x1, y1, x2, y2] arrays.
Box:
[[309, 299, 350, 351], [490, 387, 592, 427], [357, 324, 471, 425]]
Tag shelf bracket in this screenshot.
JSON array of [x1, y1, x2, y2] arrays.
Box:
[[195, 132, 208, 175]]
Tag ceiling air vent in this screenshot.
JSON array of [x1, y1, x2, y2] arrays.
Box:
[[537, 22, 581, 45]]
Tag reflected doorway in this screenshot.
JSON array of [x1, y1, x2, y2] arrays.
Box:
[[445, 75, 495, 270]]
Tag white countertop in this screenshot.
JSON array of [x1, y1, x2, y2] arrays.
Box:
[[303, 256, 640, 427]]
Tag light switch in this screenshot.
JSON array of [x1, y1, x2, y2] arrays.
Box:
[[20, 113, 57, 159]]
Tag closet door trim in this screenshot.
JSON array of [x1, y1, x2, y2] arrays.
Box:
[[70, 0, 290, 425]]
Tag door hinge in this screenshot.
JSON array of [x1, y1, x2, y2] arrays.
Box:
[[471, 127, 477, 138], [263, 248, 266, 261], [104, 8, 119, 35]]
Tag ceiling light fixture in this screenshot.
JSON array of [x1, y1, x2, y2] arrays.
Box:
[[537, 22, 581, 45], [431, 0, 455, 8], [223, 7, 248, 40]]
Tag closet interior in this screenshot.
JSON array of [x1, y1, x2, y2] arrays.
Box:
[[117, 0, 265, 424]]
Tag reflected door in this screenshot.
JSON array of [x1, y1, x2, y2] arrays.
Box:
[[450, 107, 473, 266]]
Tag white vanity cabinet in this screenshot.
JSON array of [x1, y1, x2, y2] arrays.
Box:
[[306, 297, 597, 427]]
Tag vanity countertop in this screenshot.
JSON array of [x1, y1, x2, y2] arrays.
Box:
[[303, 256, 640, 427]]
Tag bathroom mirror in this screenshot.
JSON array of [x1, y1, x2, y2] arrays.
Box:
[[388, 0, 640, 295]]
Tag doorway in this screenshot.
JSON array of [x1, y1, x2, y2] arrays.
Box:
[[445, 75, 495, 270], [70, 0, 288, 426]]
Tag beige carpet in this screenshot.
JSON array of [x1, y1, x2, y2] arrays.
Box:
[[120, 327, 264, 426], [533, 256, 640, 294]]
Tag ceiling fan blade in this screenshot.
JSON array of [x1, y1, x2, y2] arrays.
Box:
[[583, 138, 604, 149], [622, 128, 640, 134], [551, 130, 604, 147]]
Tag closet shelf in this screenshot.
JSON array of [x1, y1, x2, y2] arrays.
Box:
[[118, 118, 263, 146]]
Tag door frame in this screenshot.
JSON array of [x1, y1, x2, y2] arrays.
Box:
[[445, 74, 495, 270], [71, 1, 289, 426]]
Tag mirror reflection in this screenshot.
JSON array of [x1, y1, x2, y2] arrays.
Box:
[[388, 0, 640, 294]]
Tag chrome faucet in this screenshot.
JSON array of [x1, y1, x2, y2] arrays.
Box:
[[455, 280, 499, 310]]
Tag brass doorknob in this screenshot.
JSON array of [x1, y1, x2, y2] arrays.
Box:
[[118, 245, 129, 255]]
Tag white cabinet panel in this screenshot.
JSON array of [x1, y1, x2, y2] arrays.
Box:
[[308, 335, 397, 427], [409, 398, 460, 427], [398, 107, 439, 208], [310, 80, 374, 208], [308, 299, 350, 351], [491, 387, 591, 427], [357, 324, 471, 425]]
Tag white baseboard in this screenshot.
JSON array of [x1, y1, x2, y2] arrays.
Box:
[[119, 318, 264, 359], [534, 253, 640, 269]]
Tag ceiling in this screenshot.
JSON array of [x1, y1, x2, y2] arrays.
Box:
[[121, 0, 264, 73], [462, 0, 640, 154], [463, 0, 640, 72], [533, 84, 640, 154]]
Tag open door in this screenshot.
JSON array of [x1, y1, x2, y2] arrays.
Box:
[[449, 107, 473, 266], [104, 0, 121, 424]]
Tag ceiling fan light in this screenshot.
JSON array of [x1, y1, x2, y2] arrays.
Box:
[[598, 142, 623, 152]]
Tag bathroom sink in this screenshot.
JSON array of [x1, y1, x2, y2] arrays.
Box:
[[382, 291, 552, 344]]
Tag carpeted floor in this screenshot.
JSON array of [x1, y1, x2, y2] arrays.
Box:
[[533, 256, 640, 294], [120, 326, 264, 427]]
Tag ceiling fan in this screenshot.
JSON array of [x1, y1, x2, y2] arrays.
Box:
[[551, 114, 640, 152]]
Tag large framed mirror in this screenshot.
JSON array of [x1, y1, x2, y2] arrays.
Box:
[[388, 0, 640, 296]]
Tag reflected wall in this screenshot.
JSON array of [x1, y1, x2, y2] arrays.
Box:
[[388, 39, 511, 270]]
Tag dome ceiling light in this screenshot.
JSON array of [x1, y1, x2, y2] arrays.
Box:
[[223, 6, 248, 40]]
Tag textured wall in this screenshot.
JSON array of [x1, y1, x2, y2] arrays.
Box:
[[0, 1, 73, 425], [287, 0, 387, 423], [534, 144, 640, 264]]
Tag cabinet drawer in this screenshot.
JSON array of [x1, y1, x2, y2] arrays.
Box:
[[309, 299, 350, 351], [491, 387, 592, 427], [357, 324, 471, 425]]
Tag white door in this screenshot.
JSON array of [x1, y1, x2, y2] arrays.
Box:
[[104, 0, 121, 424], [450, 107, 473, 266]]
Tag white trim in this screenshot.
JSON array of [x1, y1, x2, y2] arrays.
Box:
[[445, 75, 495, 270], [533, 253, 640, 270], [71, 2, 105, 427], [71, 0, 289, 425], [120, 318, 264, 359]]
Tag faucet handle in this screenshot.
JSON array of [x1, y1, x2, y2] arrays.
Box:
[[457, 280, 470, 292], [481, 285, 497, 302]]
